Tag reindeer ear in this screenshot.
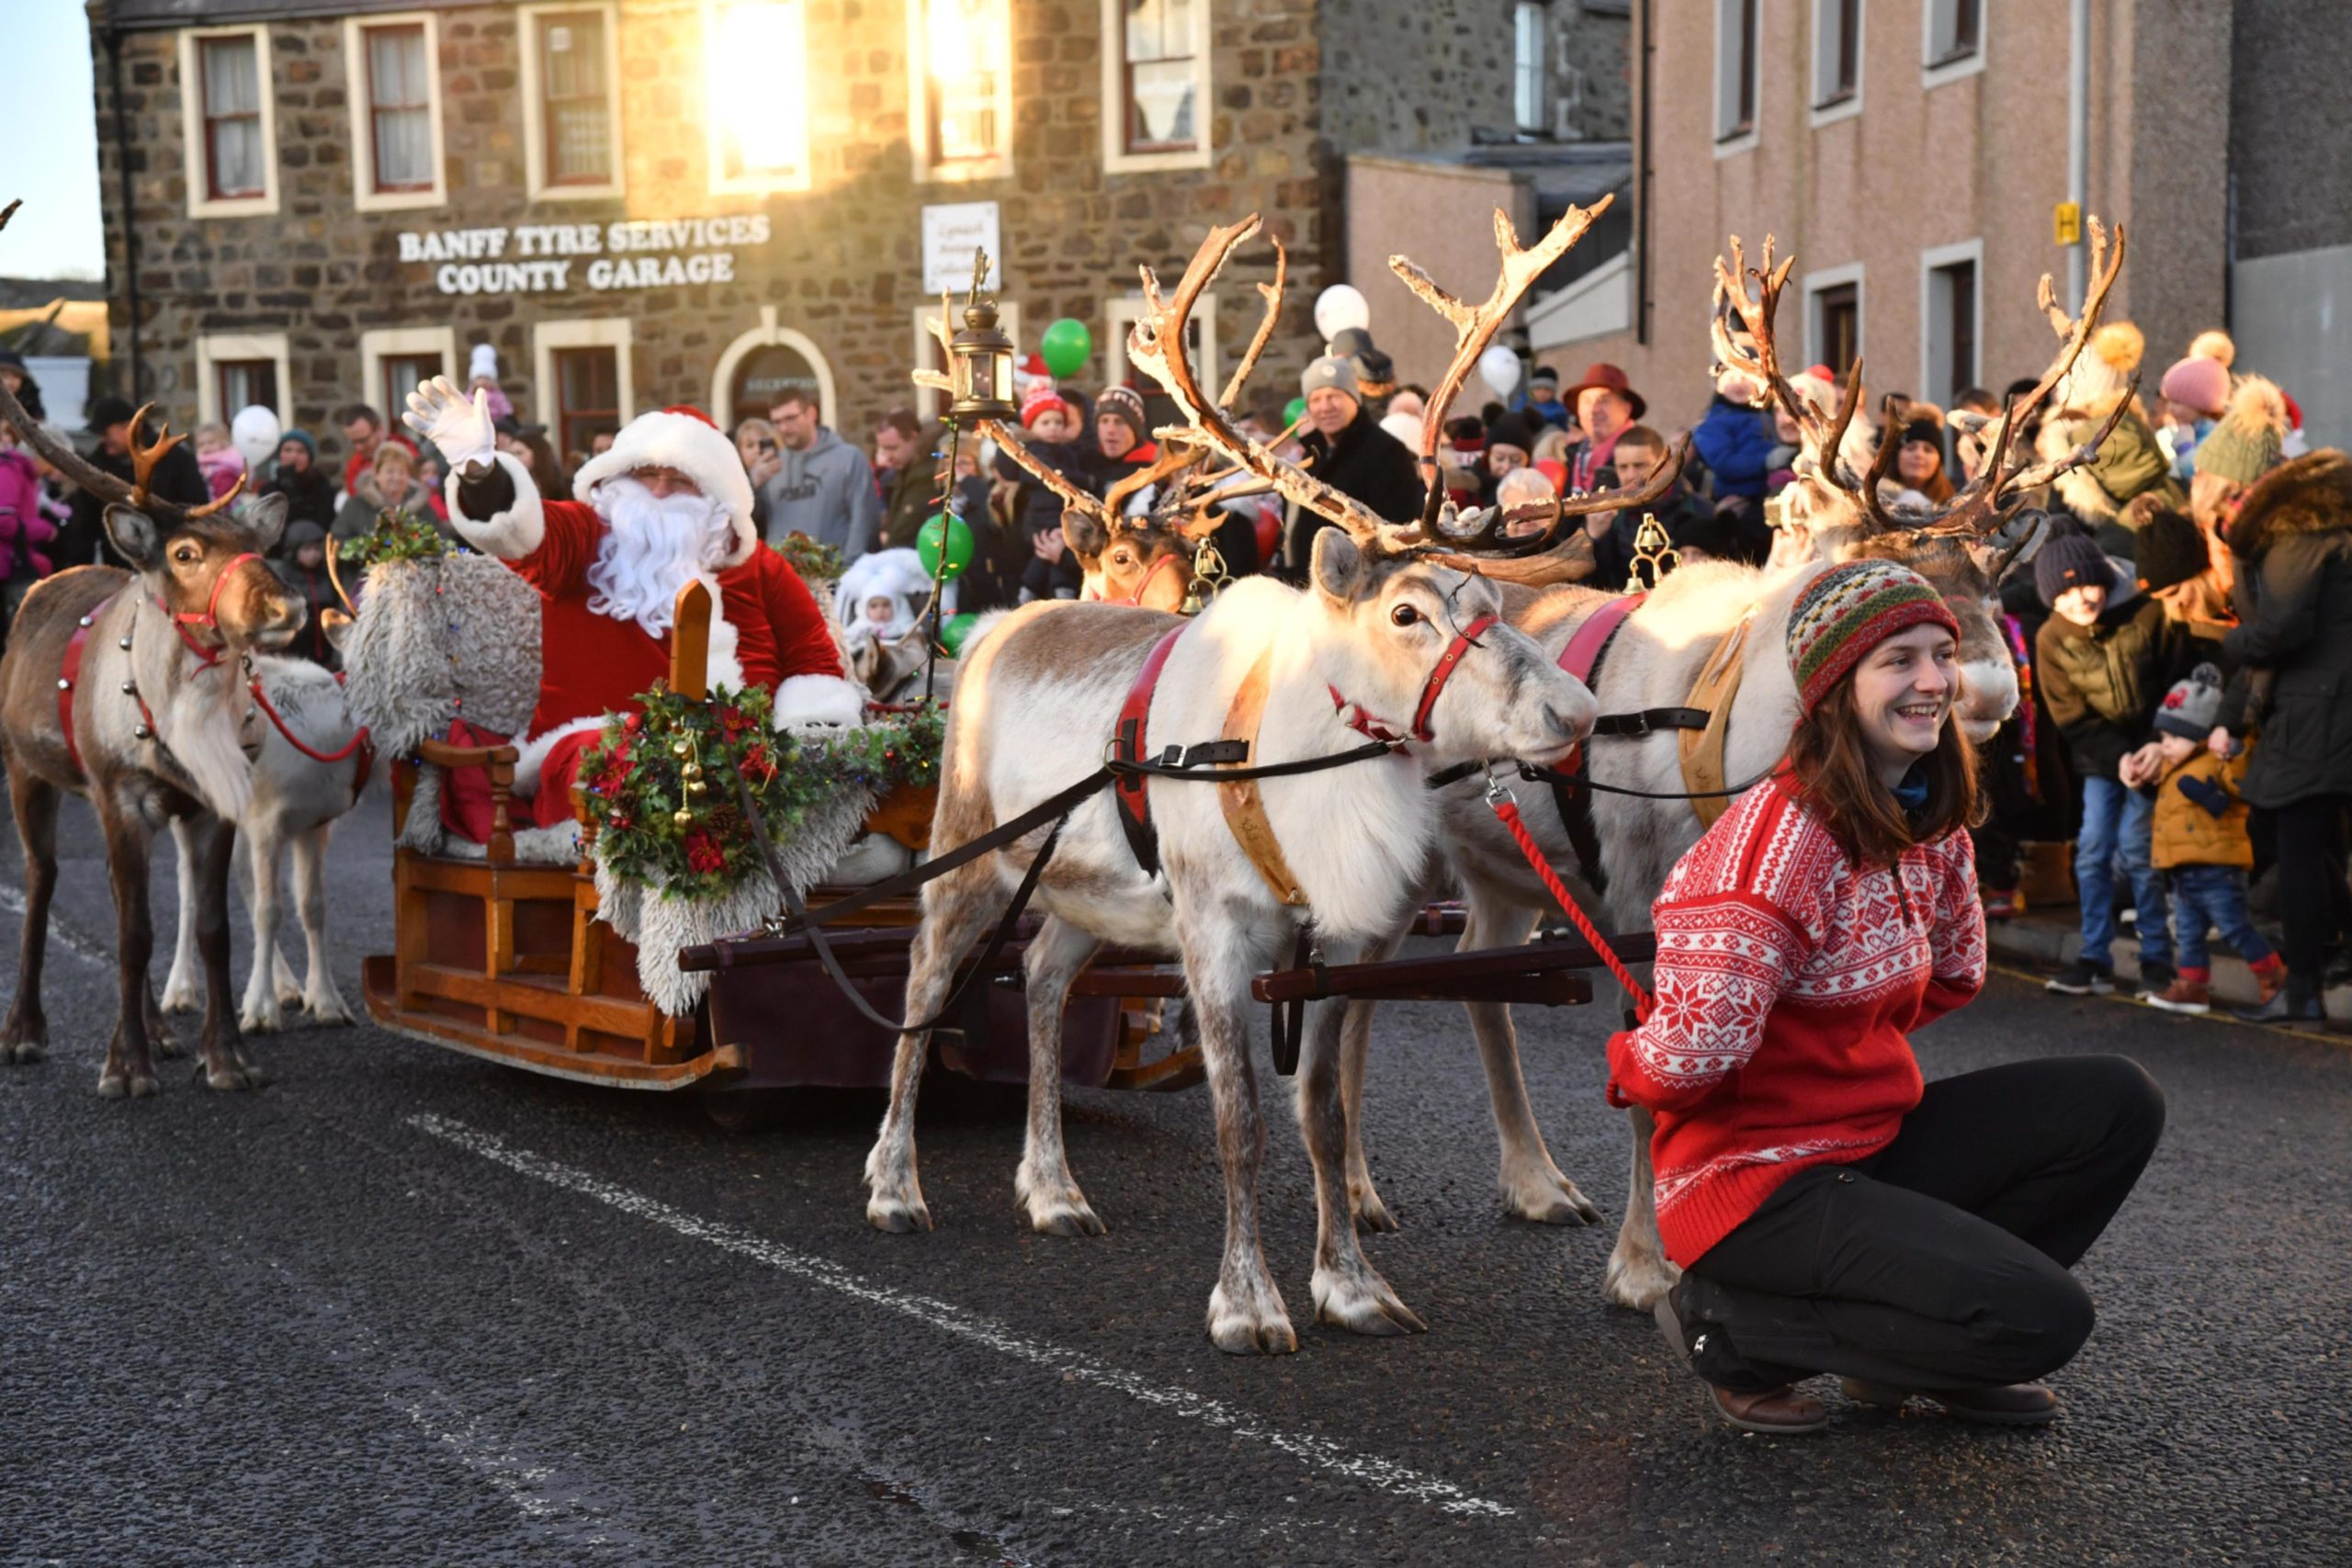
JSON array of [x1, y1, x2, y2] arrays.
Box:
[[243, 491, 289, 553], [1062, 507, 1110, 561], [1976, 510, 2049, 582], [1309, 525, 1369, 602], [102, 502, 163, 569]]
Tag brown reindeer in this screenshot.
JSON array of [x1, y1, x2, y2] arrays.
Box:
[[0, 384, 303, 1096]]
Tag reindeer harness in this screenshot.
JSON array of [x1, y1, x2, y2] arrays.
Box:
[[52, 571, 256, 774]]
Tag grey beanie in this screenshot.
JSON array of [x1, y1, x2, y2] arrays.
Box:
[[2034, 531, 2116, 608], [2154, 661, 2224, 739], [1301, 355, 1360, 401]]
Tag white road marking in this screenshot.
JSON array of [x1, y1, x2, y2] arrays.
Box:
[[0, 880, 110, 966], [410, 1112, 1515, 1520]]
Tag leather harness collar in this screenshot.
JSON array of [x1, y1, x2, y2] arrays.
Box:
[[58, 592, 164, 773], [1111, 612, 1498, 897]]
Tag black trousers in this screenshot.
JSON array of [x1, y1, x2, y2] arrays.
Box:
[[1680, 1056, 2165, 1394], [2271, 795, 2351, 1000]]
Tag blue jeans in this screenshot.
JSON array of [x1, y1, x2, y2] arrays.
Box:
[[2167, 864, 2277, 976], [2075, 777, 2170, 971]]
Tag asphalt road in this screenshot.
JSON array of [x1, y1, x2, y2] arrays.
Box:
[[4, 786, 2348, 1567]]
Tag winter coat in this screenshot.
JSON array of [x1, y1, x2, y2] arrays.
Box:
[[992, 432, 1103, 541], [2151, 747, 2254, 872], [331, 472, 438, 542], [197, 446, 248, 502], [1279, 407, 1423, 581], [2222, 451, 2352, 807], [0, 447, 56, 582], [258, 461, 339, 534], [758, 426, 879, 565], [878, 455, 937, 550], [1690, 396, 1778, 500], [2035, 594, 2194, 779], [64, 437, 211, 567], [2042, 399, 2183, 526], [271, 556, 343, 667]]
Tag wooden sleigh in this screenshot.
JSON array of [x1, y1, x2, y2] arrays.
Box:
[[360, 582, 1204, 1103]]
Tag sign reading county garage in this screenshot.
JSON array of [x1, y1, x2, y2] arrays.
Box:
[[399, 216, 774, 294]]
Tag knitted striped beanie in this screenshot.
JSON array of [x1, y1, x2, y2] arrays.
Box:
[[1786, 560, 1962, 714]]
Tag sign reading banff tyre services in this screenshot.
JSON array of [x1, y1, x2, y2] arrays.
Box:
[[398, 216, 774, 295]]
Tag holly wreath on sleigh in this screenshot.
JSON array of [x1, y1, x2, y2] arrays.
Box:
[[346, 386, 1197, 1099]]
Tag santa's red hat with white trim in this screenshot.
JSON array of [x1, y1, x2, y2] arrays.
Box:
[[571, 403, 758, 568]]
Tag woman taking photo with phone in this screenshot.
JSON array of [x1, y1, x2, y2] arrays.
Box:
[[1613, 559, 2165, 1434]]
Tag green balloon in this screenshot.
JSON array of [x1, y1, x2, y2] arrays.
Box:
[[938, 613, 981, 656], [916, 513, 975, 579], [1283, 396, 1308, 427], [1040, 317, 1092, 379]]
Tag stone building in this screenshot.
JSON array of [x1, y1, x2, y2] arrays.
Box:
[[1531, 0, 2352, 453], [82, 0, 1630, 477]]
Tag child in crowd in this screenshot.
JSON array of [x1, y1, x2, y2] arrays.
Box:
[[995, 382, 1092, 602], [2035, 532, 2196, 997], [2125, 664, 2285, 1014], [272, 520, 341, 668], [192, 421, 248, 503]]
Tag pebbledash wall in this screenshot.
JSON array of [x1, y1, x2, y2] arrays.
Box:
[[85, 0, 1349, 473]]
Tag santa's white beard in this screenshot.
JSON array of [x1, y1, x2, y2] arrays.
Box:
[[587, 478, 734, 635]]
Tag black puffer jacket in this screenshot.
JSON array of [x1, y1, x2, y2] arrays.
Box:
[[2035, 592, 2193, 778], [2222, 451, 2352, 807], [1277, 406, 1423, 581]]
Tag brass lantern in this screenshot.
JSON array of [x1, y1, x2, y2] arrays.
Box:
[[948, 296, 1019, 423]]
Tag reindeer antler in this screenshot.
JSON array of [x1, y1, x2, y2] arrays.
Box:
[[1710, 235, 1867, 486], [1393, 198, 1610, 529], [1127, 215, 1400, 547], [1218, 235, 1288, 412], [1103, 441, 1204, 517], [1420, 434, 1696, 562]]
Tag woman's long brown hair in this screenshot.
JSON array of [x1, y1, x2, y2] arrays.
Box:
[[1786, 673, 1983, 866]]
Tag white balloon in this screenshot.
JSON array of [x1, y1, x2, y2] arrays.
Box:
[[230, 404, 281, 468], [1478, 345, 1522, 399], [1313, 284, 1371, 341]]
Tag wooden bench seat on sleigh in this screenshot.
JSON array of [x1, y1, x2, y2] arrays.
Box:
[[349, 569, 1202, 1102]]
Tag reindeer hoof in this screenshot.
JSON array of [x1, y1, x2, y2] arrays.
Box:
[[1207, 1283, 1297, 1355], [1029, 1201, 1106, 1238], [129, 1073, 160, 1099], [1312, 1268, 1429, 1337], [1603, 1247, 1680, 1312], [240, 1006, 284, 1035], [1504, 1169, 1605, 1226], [4, 1040, 45, 1066], [307, 998, 356, 1028], [150, 1026, 186, 1060], [203, 1063, 255, 1092], [277, 984, 305, 1009], [159, 984, 200, 1015], [866, 1195, 933, 1235], [96, 1068, 128, 1099], [1350, 1183, 1399, 1234]]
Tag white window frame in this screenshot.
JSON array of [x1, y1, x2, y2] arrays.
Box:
[[1802, 262, 1866, 372], [344, 13, 448, 212], [1105, 292, 1218, 399], [1513, 1, 1549, 137], [1808, 0, 1863, 128], [1918, 239, 1984, 406], [1921, 0, 1986, 89], [359, 326, 458, 428], [709, 306, 840, 431], [178, 26, 278, 220], [908, 0, 1014, 185], [909, 301, 1022, 423], [1099, 0, 1214, 174], [704, 0, 812, 196], [195, 332, 292, 432], [534, 318, 635, 447], [1712, 0, 1761, 159], [519, 2, 626, 201]]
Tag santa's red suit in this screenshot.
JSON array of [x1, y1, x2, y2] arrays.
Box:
[[441, 404, 858, 832]]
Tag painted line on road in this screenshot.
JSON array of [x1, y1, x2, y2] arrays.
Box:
[[0, 879, 111, 966], [409, 1111, 1515, 1520]]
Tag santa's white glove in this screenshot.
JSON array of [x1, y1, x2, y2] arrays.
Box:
[[403, 376, 498, 477]]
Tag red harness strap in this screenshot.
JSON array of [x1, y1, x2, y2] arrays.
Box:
[[58, 592, 162, 773], [156, 551, 262, 672], [1091, 549, 1189, 608], [1111, 624, 1190, 876], [1329, 612, 1501, 750], [247, 675, 376, 803], [1553, 592, 1644, 777]]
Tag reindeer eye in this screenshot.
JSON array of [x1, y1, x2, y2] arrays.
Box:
[[1390, 604, 1422, 627], [1112, 551, 1132, 566], [174, 547, 198, 564]]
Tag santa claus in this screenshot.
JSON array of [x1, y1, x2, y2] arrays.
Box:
[[401, 377, 860, 827]]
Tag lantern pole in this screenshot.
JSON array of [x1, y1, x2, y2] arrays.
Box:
[[922, 247, 994, 703]]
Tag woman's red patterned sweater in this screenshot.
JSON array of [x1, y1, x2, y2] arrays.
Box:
[[1604, 772, 1987, 1267]]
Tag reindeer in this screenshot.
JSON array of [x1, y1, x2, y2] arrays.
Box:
[[863, 211, 1679, 1354], [1330, 223, 2133, 1310], [160, 649, 373, 1033], [0, 387, 304, 1095]]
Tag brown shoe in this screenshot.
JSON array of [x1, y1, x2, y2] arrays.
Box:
[[2253, 963, 2285, 1005], [2143, 976, 2211, 1014], [1711, 1384, 1828, 1434], [1839, 1377, 2060, 1427]]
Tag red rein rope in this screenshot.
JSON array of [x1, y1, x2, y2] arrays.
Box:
[[1487, 787, 1655, 1021], [248, 677, 371, 764]]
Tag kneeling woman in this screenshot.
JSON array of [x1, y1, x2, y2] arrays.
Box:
[[1610, 560, 2165, 1433]]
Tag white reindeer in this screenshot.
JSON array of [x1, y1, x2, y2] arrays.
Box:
[[1334, 226, 2135, 1310], [162, 653, 372, 1032], [861, 213, 1679, 1353]]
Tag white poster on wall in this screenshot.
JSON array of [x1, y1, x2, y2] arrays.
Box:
[[922, 202, 1003, 296]]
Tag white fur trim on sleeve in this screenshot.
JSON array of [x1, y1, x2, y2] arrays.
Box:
[[446, 451, 546, 559], [702, 588, 745, 691], [511, 714, 611, 797], [772, 673, 865, 731]]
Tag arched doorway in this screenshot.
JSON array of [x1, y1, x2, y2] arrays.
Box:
[[711, 308, 840, 430]]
